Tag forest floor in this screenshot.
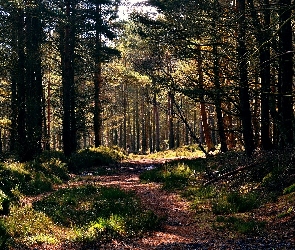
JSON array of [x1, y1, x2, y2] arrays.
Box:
[[22, 157, 295, 250]]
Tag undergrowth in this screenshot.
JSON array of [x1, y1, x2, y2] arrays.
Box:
[[140, 148, 295, 235], [69, 146, 125, 173]]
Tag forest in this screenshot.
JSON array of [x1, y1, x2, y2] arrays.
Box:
[[0, 0, 294, 249]]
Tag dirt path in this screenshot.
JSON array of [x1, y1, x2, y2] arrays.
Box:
[[80, 172, 211, 249], [22, 160, 295, 250]]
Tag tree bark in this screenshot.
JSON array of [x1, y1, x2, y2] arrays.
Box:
[[278, 0, 293, 147], [196, 47, 215, 152], [94, 3, 103, 147], [25, 4, 43, 160], [248, 0, 272, 150], [237, 0, 255, 156], [213, 44, 228, 152], [61, 1, 77, 157], [168, 91, 175, 149]]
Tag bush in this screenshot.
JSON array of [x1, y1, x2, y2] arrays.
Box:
[[0, 162, 31, 197], [0, 219, 9, 249], [212, 191, 260, 215], [68, 146, 125, 173], [214, 216, 265, 234], [140, 162, 192, 190], [33, 185, 160, 242], [283, 183, 295, 195], [0, 156, 69, 198]]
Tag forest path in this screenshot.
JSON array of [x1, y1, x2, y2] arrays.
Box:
[[23, 158, 295, 250], [24, 158, 219, 250]]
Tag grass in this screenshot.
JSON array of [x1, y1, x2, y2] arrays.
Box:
[[139, 149, 295, 236], [33, 185, 159, 240], [0, 185, 160, 248], [140, 158, 207, 190], [129, 144, 206, 160], [214, 215, 266, 234], [212, 191, 261, 215]]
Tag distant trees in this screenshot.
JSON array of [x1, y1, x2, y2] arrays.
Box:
[[128, 0, 294, 155], [0, 0, 293, 159]]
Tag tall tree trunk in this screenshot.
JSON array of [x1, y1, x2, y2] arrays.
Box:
[[15, 8, 27, 159], [248, 0, 272, 150], [237, 0, 255, 156], [141, 89, 147, 152], [94, 3, 103, 147], [213, 44, 228, 152], [197, 47, 215, 152], [61, 1, 76, 157], [153, 92, 160, 152], [168, 91, 175, 149], [278, 0, 293, 147], [24, 4, 43, 160]]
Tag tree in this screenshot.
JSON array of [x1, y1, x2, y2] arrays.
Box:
[[277, 0, 293, 147], [236, 0, 255, 156], [58, 0, 78, 157]]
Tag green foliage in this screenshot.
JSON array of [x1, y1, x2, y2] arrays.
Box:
[[0, 155, 69, 198], [140, 163, 191, 190], [283, 183, 295, 195], [214, 216, 265, 234], [3, 205, 58, 246], [132, 144, 204, 160], [0, 190, 8, 210], [0, 219, 9, 249], [162, 163, 191, 190], [33, 185, 160, 242], [0, 162, 31, 197], [69, 146, 125, 173], [250, 150, 295, 193], [139, 168, 166, 183], [212, 191, 260, 215], [140, 159, 206, 190]]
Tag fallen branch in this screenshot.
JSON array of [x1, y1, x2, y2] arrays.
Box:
[[203, 160, 259, 186]]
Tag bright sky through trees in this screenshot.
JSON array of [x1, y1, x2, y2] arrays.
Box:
[[118, 0, 156, 19]]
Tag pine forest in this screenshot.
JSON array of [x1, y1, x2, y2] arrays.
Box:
[[0, 0, 294, 249]]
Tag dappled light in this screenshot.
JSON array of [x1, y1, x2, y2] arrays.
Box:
[[0, 0, 295, 248]]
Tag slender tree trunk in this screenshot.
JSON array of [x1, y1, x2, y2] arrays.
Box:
[[248, 0, 272, 150], [153, 92, 160, 151], [135, 87, 140, 152], [94, 3, 103, 147], [196, 47, 215, 151], [213, 44, 228, 152], [237, 0, 255, 156], [61, 1, 76, 157], [16, 8, 27, 159], [278, 0, 293, 147], [141, 89, 147, 153], [168, 91, 175, 149]]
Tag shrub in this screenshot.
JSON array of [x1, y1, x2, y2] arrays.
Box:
[[139, 168, 165, 183], [0, 219, 9, 249], [283, 183, 295, 195], [0, 157, 69, 198], [0, 162, 31, 197], [140, 162, 193, 190], [214, 216, 265, 234], [4, 205, 58, 246], [212, 191, 260, 215], [69, 146, 125, 173], [33, 185, 160, 242]]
